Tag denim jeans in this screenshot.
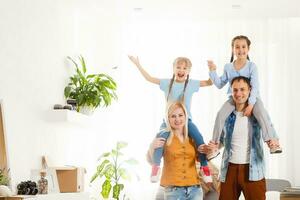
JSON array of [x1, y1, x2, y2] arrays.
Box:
[[153, 119, 208, 167], [164, 185, 203, 200]]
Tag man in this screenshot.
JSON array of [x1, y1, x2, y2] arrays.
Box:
[[203, 76, 276, 200]]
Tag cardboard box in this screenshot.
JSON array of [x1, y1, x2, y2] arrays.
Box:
[[55, 167, 85, 193]]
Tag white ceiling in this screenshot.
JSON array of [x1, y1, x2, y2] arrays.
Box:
[[121, 0, 300, 18]]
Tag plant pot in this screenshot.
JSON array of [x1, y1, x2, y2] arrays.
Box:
[[79, 106, 94, 115]]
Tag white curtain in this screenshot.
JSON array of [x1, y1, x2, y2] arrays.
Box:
[[104, 14, 300, 199]]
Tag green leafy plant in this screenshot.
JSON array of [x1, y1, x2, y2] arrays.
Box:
[[90, 142, 138, 200], [0, 168, 10, 185], [64, 55, 117, 112]]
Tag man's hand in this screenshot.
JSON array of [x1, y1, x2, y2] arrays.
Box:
[[198, 141, 219, 154], [243, 104, 254, 117], [207, 60, 217, 71], [198, 144, 209, 154]]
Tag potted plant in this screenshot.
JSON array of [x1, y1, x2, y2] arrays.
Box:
[[64, 55, 117, 114], [90, 142, 138, 200], [0, 168, 9, 186], [0, 167, 12, 197]]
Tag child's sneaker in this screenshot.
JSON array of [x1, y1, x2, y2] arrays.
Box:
[[150, 165, 160, 183], [268, 139, 282, 154], [200, 166, 212, 183], [270, 146, 282, 154], [207, 149, 220, 161]]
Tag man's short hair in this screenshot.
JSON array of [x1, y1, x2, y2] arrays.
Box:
[[231, 76, 251, 88]]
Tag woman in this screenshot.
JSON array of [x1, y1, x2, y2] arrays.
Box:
[[147, 101, 204, 200]]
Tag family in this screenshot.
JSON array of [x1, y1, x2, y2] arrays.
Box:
[[128, 35, 282, 200]]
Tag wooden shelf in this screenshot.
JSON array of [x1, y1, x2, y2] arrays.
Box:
[[46, 110, 88, 123], [0, 193, 89, 200]]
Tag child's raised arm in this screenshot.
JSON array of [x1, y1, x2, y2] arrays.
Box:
[[208, 60, 228, 89], [200, 79, 213, 87], [128, 55, 160, 85]]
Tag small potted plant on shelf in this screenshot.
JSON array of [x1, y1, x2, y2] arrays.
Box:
[[90, 142, 138, 200], [64, 55, 117, 114], [0, 167, 12, 197]]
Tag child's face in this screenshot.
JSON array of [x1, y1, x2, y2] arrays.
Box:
[[233, 39, 249, 60], [168, 106, 186, 131], [173, 61, 190, 82]]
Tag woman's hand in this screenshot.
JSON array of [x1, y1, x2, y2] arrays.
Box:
[[207, 60, 217, 71], [243, 104, 254, 117], [151, 137, 166, 150]]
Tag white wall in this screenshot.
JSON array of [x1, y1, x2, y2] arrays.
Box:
[[0, 0, 300, 198], [0, 0, 121, 190]]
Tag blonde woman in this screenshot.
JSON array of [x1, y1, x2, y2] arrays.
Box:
[[147, 102, 204, 200]]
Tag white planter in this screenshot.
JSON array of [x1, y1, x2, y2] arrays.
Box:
[[0, 185, 13, 197], [79, 106, 95, 115]]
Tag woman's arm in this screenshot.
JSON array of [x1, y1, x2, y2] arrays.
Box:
[[146, 137, 166, 165], [128, 55, 160, 85]]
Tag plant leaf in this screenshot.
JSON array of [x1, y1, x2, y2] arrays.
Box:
[[64, 86, 72, 98], [118, 168, 131, 181], [104, 164, 114, 179], [101, 180, 112, 198], [113, 183, 124, 199], [117, 142, 127, 150], [79, 55, 87, 74], [97, 152, 111, 161], [123, 158, 139, 165], [97, 159, 110, 172]]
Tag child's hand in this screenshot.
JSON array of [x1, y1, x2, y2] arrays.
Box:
[[207, 60, 217, 71], [243, 104, 254, 117], [128, 55, 140, 66]]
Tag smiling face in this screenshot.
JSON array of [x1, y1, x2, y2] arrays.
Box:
[[168, 105, 186, 131], [232, 79, 251, 108], [173, 58, 191, 83], [232, 39, 250, 60]]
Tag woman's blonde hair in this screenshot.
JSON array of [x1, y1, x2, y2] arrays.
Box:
[[165, 101, 188, 145]]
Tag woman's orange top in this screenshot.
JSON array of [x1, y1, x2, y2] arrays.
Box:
[[160, 135, 200, 187]]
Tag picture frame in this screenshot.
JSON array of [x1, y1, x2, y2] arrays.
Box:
[[30, 168, 60, 193]]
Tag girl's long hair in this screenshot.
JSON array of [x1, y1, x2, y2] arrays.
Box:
[[165, 101, 188, 146], [230, 35, 251, 62]]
